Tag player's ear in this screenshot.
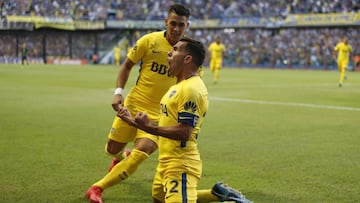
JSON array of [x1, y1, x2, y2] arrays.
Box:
[[185, 21, 190, 29], [184, 55, 192, 64], [164, 18, 168, 26]]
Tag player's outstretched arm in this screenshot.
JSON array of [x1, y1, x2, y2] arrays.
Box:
[[112, 58, 136, 111]]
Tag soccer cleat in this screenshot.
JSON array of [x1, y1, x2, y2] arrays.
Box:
[[339, 83, 342, 87], [108, 149, 131, 172], [211, 182, 253, 203], [85, 186, 103, 203], [108, 158, 120, 172]]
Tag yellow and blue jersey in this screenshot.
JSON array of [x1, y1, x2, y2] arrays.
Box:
[[157, 76, 209, 178]]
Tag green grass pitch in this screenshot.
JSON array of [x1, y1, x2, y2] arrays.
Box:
[[0, 64, 359, 203]]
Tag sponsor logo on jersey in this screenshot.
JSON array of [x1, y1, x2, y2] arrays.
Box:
[[184, 101, 197, 113]]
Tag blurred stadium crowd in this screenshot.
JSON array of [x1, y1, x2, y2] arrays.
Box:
[[2, 0, 360, 20], [0, 0, 359, 68], [187, 28, 360, 68]]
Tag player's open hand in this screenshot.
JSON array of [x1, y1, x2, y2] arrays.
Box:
[[117, 106, 137, 127]]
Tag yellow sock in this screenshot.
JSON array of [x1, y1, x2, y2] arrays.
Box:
[[94, 149, 149, 189], [197, 189, 219, 203]]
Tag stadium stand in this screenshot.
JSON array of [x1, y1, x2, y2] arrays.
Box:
[[0, 0, 359, 68], [2, 0, 360, 20]]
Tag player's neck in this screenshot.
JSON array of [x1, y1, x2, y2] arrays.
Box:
[[181, 72, 197, 81]]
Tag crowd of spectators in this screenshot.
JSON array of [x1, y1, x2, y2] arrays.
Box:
[[112, 0, 359, 20], [1, 0, 360, 20], [1, 27, 358, 69], [1, 0, 108, 20], [0, 30, 124, 63], [1, 0, 359, 68], [187, 27, 360, 69]]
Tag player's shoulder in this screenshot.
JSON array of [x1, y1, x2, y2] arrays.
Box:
[[135, 31, 163, 46], [334, 42, 341, 48], [141, 30, 165, 40], [181, 77, 207, 91]]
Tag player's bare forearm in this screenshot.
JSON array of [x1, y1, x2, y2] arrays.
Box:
[[116, 58, 135, 89], [153, 124, 192, 141], [112, 58, 136, 111], [135, 113, 192, 141]]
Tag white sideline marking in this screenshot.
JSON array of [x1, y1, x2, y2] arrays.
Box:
[[210, 96, 360, 112]]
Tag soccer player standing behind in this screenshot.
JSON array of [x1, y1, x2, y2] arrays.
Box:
[[333, 36, 353, 87], [118, 37, 252, 203], [21, 43, 29, 66], [113, 45, 121, 66], [208, 36, 226, 84]]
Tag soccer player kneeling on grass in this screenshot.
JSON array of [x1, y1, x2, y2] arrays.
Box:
[[117, 37, 252, 203]]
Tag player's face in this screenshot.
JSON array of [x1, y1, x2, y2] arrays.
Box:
[[216, 37, 221, 44], [168, 41, 188, 77], [164, 13, 189, 46]]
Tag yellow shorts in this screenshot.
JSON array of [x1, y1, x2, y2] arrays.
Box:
[[152, 168, 199, 203], [337, 60, 349, 72], [210, 59, 222, 71], [107, 95, 159, 144]]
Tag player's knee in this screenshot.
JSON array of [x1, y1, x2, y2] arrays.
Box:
[[134, 138, 158, 155], [105, 140, 125, 155]]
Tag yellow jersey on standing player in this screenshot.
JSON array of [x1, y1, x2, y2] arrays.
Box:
[[125, 31, 177, 120], [158, 76, 209, 178], [334, 42, 352, 63], [208, 42, 226, 60]]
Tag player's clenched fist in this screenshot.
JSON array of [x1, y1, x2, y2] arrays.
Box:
[[112, 94, 124, 112]]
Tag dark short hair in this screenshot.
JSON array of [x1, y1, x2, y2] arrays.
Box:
[[180, 37, 205, 68], [168, 4, 190, 18]]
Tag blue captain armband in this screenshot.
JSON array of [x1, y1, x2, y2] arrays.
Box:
[[178, 112, 199, 127]]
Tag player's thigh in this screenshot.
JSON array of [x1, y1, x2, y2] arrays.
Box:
[[152, 169, 165, 203], [164, 172, 198, 203], [108, 116, 137, 143], [338, 61, 348, 72], [215, 59, 223, 69], [343, 61, 349, 71], [210, 60, 216, 71], [134, 129, 159, 151]]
